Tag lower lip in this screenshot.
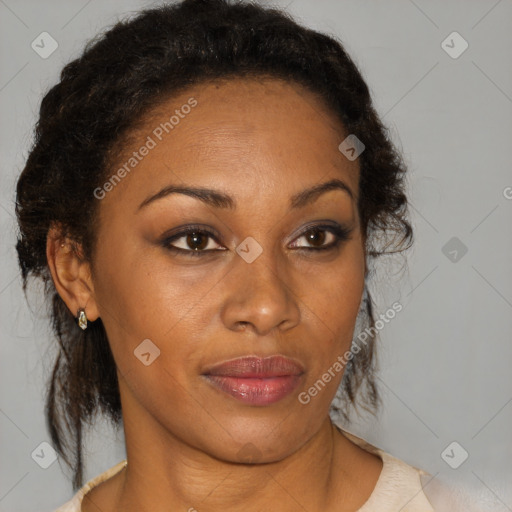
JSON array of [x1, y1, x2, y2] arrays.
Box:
[[204, 375, 302, 405]]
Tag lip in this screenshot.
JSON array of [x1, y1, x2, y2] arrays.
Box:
[[202, 355, 304, 406]]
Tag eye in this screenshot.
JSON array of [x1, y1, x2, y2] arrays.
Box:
[[161, 225, 226, 257], [289, 224, 352, 251]]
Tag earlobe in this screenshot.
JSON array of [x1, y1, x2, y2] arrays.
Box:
[[46, 229, 100, 324]]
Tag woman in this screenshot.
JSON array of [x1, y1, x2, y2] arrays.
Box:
[[15, 0, 460, 510]]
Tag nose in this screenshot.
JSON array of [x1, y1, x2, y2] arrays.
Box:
[[219, 249, 301, 336]]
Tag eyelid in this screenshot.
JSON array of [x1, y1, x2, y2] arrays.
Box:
[[160, 223, 223, 243], [293, 220, 345, 238]]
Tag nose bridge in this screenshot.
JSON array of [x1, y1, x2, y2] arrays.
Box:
[[220, 243, 301, 335]]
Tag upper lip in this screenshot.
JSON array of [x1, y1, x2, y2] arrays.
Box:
[[203, 355, 305, 378]]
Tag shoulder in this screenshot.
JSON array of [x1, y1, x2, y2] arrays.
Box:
[[338, 427, 460, 512], [355, 447, 437, 512], [361, 450, 436, 511], [52, 460, 127, 512]]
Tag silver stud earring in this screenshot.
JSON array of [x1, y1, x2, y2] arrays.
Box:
[[77, 308, 88, 330]]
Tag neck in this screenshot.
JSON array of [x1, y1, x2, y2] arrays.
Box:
[[114, 417, 363, 512]]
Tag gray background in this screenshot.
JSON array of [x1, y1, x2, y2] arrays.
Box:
[[1, 0, 511, 510]]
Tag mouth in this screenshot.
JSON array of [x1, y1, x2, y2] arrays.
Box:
[[202, 355, 305, 406]]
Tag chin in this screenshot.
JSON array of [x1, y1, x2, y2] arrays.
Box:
[[199, 414, 318, 464]]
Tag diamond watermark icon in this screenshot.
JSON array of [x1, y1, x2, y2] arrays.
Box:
[[338, 134, 365, 161], [31, 441, 57, 469], [31, 32, 58, 59], [134, 338, 161, 366], [236, 236, 263, 263], [441, 441, 469, 469], [441, 32, 468, 59], [442, 236, 468, 263], [237, 442, 262, 463]]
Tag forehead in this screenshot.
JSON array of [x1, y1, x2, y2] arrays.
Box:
[[101, 76, 359, 210]]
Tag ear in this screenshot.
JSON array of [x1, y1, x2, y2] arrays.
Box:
[[46, 226, 100, 323]]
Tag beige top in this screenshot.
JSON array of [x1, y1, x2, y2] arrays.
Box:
[[54, 428, 451, 511]]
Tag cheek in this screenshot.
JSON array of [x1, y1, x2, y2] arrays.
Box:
[[295, 249, 365, 391], [295, 286, 362, 414], [301, 244, 365, 334], [92, 238, 226, 375], [92, 255, 217, 427]]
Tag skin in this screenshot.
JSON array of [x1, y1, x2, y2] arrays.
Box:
[[47, 77, 382, 511]]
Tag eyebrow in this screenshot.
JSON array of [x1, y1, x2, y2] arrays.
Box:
[[137, 178, 354, 211]]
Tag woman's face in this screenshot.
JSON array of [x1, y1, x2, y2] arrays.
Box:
[[90, 77, 365, 462]]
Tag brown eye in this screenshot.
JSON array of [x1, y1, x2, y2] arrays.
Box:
[[289, 224, 353, 251], [161, 226, 226, 257]]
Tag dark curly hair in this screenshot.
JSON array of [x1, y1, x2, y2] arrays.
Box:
[[15, 0, 413, 491]]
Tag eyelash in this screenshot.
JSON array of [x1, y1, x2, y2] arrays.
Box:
[[161, 223, 353, 258]]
